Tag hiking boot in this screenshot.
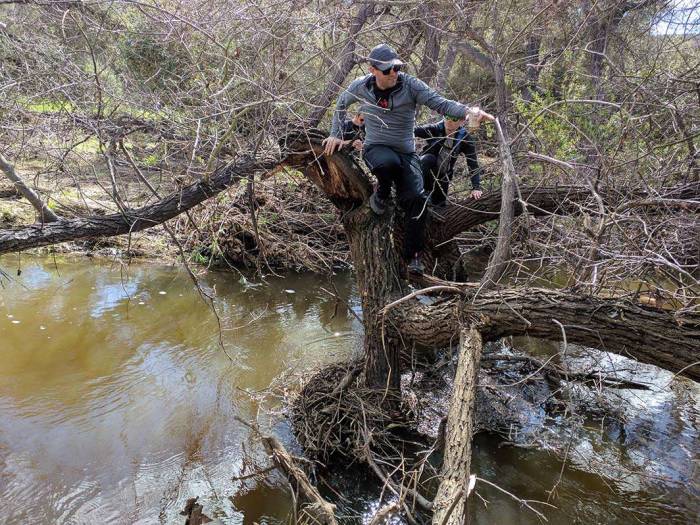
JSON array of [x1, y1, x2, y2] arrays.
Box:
[[407, 255, 425, 274], [369, 192, 387, 215]]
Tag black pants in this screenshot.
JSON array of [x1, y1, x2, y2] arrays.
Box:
[[420, 153, 451, 206], [363, 145, 428, 259], [421, 139, 481, 205]]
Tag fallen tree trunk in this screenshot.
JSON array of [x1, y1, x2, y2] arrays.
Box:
[[391, 288, 700, 381], [0, 157, 271, 255], [432, 328, 482, 525]]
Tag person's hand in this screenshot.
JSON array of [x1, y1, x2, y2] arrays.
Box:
[[322, 136, 344, 156], [470, 189, 483, 200], [475, 109, 495, 124], [352, 139, 363, 151]]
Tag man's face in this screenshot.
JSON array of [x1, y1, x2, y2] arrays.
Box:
[[369, 65, 399, 89]]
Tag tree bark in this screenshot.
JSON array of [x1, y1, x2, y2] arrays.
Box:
[[432, 328, 482, 525], [343, 205, 406, 390], [283, 135, 407, 390], [0, 152, 59, 223], [389, 288, 700, 381]]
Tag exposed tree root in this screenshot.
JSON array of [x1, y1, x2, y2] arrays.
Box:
[[289, 335, 694, 523]]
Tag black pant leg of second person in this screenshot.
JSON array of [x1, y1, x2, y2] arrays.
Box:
[[434, 169, 452, 206], [419, 153, 451, 206], [420, 153, 438, 201]]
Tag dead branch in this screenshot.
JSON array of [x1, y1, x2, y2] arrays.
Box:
[[0, 152, 59, 223], [262, 434, 338, 525]]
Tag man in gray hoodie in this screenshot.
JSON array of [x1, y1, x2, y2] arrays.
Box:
[[323, 44, 493, 273]]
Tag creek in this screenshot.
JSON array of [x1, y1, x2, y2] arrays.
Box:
[[0, 257, 697, 524]]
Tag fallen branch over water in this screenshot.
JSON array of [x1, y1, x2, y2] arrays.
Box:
[[262, 434, 338, 525]]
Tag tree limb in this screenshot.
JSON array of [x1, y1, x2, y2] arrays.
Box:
[[432, 328, 482, 525], [0, 152, 59, 223], [390, 288, 700, 381], [0, 156, 273, 255]]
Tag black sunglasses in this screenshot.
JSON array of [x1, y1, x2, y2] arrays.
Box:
[[378, 64, 402, 75]]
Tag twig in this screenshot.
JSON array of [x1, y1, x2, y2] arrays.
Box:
[[475, 477, 553, 521], [380, 285, 462, 316]]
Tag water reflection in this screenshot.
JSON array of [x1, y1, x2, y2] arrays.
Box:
[[0, 256, 360, 524]]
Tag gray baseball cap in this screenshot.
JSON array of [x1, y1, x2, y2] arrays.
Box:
[[367, 44, 404, 69]]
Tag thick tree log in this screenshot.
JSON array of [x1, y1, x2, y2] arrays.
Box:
[[432, 328, 482, 525], [390, 288, 700, 381], [0, 157, 272, 255]]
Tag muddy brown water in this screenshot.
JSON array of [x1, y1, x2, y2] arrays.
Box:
[[0, 257, 697, 524]]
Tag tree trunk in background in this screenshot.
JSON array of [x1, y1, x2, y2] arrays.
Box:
[[307, 2, 375, 127], [435, 43, 457, 94], [521, 35, 542, 102], [398, 19, 424, 59], [417, 6, 441, 84]]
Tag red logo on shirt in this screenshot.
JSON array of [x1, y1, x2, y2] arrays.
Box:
[[378, 98, 389, 109]]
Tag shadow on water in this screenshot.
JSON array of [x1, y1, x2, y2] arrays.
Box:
[[0, 256, 697, 524]]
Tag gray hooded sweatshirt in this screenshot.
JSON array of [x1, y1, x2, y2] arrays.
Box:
[[330, 73, 469, 154]]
